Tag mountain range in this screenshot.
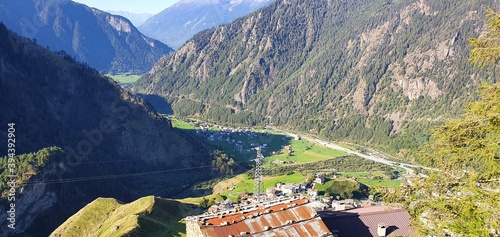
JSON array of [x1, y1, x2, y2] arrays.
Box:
[[0, 0, 173, 74], [139, 0, 274, 49], [107, 10, 153, 27], [134, 0, 500, 157], [0, 24, 214, 236]]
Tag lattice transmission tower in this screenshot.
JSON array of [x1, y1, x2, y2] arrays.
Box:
[[253, 147, 265, 203]]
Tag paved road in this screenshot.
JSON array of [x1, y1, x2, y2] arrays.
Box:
[[266, 126, 435, 177]]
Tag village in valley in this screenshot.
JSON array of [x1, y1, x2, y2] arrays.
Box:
[[171, 117, 412, 236]]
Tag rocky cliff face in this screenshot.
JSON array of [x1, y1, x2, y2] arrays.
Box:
[[134, 0, 499, 153], [0, 24, 210, 236], [0, 0, 173, 73]]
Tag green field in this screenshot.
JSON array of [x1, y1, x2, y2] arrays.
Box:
[[171, 118, 196, 130], [265, 172, 306, 185], [337, 172, 401, 187], [107, 73, 141, 83], [170, 118, 348, 164], [314, 172, 401, 191], [264, 139, 348, 167], [211, 172, 306, 200], [314, 180, 335, 192]]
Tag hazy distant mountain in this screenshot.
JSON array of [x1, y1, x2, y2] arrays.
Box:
[[107, 10, 153, 27], [0, 0, 173, 73], [0, 24, 213, 236], [134, 0, 500, 154], [138, 0, 274, 49]]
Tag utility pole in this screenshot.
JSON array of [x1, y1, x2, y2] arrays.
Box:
[[253, 147, 265, 203]]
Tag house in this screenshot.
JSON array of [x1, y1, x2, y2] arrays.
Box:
[[331, 199, 355, 211], [310, 200, 328, 211], [272, 159, 285, 164], [320, 206, 413, 237], [299, 181, 309, 191], [277, 183, 300, 195], [207, 205, 219, 213], [321, 196, 333, 206], [314, 175, 326, 184], [331, 201, 346, 211], [266, 187, 277, 198], [307, 188, 318, 198], [186, 197, 333, 237]]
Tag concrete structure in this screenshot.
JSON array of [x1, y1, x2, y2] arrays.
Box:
[[186, 197, 333, 237], [377, 223, 387, 237]]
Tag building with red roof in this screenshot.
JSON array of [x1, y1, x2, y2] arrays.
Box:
[[186, 197, 333, 237]]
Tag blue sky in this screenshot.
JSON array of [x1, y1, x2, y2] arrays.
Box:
[[72, 0, 180, 14]]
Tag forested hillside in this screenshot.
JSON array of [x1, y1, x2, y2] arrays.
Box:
[[134, 0, 499, 157], [0, 24, 215, 236]]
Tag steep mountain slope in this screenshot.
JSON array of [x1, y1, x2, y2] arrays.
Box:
[[138, 0, 274, 49], [107, 11, 153, 27], [51, 196, 194, 237], [0, 0, 173, 73], [0, 24, 213, 236], [134, 0, 500, 156]]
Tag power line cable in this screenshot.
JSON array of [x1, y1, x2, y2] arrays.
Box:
[[22, 159, 256, 186]]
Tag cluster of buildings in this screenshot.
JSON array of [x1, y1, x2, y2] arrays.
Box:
[[187, 175, 412, 236], [186, 197, 333, 237], [265, 174, 332, 198], [193, 123, 274, 155], [185, 196, 412, 237], [266, 181, 320, 198], [189, 120, 301, 158]]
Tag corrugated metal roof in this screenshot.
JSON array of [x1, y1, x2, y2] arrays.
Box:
[[320, 207, 413, 237], [204, 198, 310, 226], [249, 217, 332, 237], [200, 199, 332, 237]]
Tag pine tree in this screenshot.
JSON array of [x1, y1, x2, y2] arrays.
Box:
[[469, 8, 500, 67], [408, 9, 500, 236]]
